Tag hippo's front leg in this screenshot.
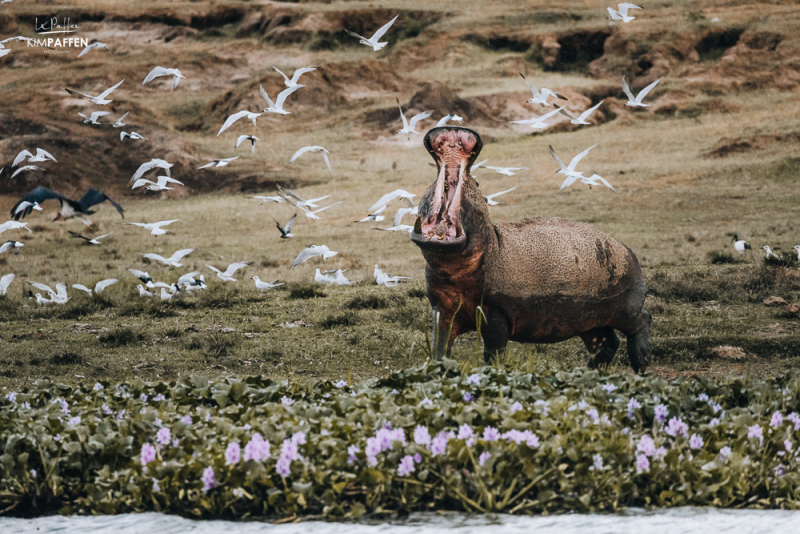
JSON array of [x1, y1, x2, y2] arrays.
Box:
[[430, 307, 464, 361], [480, 307, 510, 364]]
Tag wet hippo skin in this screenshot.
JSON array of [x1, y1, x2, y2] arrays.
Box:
[[411, 127, 652, 372]]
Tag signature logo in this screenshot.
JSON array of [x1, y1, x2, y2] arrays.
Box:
[[35, 17, 78, 35]]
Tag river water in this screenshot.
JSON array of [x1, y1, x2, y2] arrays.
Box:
[[2, 508, 798, 533]]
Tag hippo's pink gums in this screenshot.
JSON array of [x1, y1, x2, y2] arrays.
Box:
[[411, 127, 651, 372]]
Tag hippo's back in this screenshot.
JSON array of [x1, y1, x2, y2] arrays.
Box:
[[488, 217, 643, 301]]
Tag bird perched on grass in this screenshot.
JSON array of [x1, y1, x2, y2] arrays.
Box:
[[252, 277, 284, 290], [11, 187, 123, 225], [732, 234, 751, 254], [794, 245, 800, 261], [28, 281, 69, 304], [374, 265, 411, 287], [762, 246, 780, 259]]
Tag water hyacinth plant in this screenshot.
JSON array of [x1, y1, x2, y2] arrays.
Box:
[[1, 359, 800, 518]]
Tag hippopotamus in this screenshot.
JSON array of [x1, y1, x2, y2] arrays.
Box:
[[410, 127, 652, 372]]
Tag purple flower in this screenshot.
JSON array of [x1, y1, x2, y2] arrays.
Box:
[[577, 400, 589, 410], [770, 411, 783, 428], [156, 427, 171, 446], [665, 417, 688, 437], [775, 464, 785, 476], [116, 409, 126, 420], [463, 392, 475, 402], [69, 416, 81, 425], [152, 478, 160, 492], [458, 424, 474, 441], [414, 426, 431, 447], [747, 424, 763, 445], [586, 408, 599, 424], [276, 456, 291, 477], [510, 401, 523, 414], [93, 383, 103, 391], [413, 453, 422, 463], [397, 455, 415, 476], [654, 446, 667, 459], [153, 394, 166, 402], [225, 442, 241, 465], [140, 394, 148, 403], [626, 398, 641, 418], [709, 418, 720, 427], [479, 451, 491, 466], [483, 426, 500, 441], [430, 432, 449, 457], [635, 453, 650, 474], [419, 398, 433, 407], [719, 446, 732, 459], [181, 415, 192, 425], [243, 433, 270, 462], [637, 435, 656, 457], [281, 396, 294, 406], [711, 403, 722, 414], [390, 389, 398, 395], [5, 392, 16, 402], [590, 454, 604, 471], [466, 374, 480, 384], [335, 380, 347, 388], [61, 401, 70, 414], [102, 404, 112, 415], [689, 434, 703, 450], [140, 443, 157, 466], [784, 439, 793, 452], [201, 467, 216, 492], [30, 469, 37, 478], [172, 439, 179, 448], [602, 383, 617, 393], [697, 393, 709, 402], [654, 404, 668, 424], [787, 413, 800, 431], [347, 445, 359, 464]]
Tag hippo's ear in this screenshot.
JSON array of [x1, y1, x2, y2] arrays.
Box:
[[424, 127, 483, 169]]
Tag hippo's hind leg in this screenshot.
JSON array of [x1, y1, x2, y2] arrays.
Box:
[[480, 308, 510, 365], [581, 327, 620, 369], [624, 309, 652, 373]]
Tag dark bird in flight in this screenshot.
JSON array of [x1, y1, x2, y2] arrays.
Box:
[[10, 187, 124, 225]]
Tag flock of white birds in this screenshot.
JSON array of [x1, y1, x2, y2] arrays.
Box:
[[2, 5, 784, 306]]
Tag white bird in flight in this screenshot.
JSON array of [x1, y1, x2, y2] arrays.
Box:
[[69, 230, 112, 245], [435, 114, 464, 127], [112, 112, 129, 128], [485, 166, 527, 176], [128, 269, 154, 287], [260, 84, 304, 115], [345, 15, 398, 51], [549, 144, 596, 181], [485, 187, 517, 206], [608, 3, 642, 23], [131, 159, 173, 182], [207, 261, 253, 282], [291, 245, 338, 268], [125, 219, 179, 236], [120, 131, 146, 141], [79, 111, 111, 125], [471, 159, 488, 172], [0, 241, 23, 254], [236, 135, 260, 155], [290, 146, 332, 172], [578, 174, 616, 192], [510, 105, 566, 130], [132, 176, 182, 191], [217, 110, 262, 136], [12, 148, 57, 167], [251, 195, 285, 205], [142, 67, 185, 90], [78, 42, 108, 58], [377, 224, 414, 233], [519, 73, 568, 106], [253, 276, 284, 290], [72, 279, 117, 295], [358, 204, 386, 222], [0, 221, 32, 234], [622, 76, 661, 107], [299, 201, 343, 220], [143, 248, 194, 268], [393, 206, 418, 227], [558, 100, 605, 125], [28, 281, 69, 304], [369, 189, 416, 213], [198, 156, 239, 169], [274, 66, 318, 87], [12, 201, 42, 216], [396, 98, 433, 138], [11, 166, 41, 179], [0, 274, 15, 296], [65, 79, 124, 105]]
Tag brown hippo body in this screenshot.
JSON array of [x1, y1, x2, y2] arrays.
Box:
[[411, 127, 651, 372]]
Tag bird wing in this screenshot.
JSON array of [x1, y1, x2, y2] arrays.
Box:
[[224, 261, 253, 277], [540, 88, 568, 102], [344, 29, 368, 41], [371, 15, 399, 41], [90, 111, 112, 121], [393, 207, 413, 227], [577, 100, 604, 121], [78, 189, 124, 218], [120, 131, 130, 141], [275, 84, 303, 108], [94, 279, 118, 293], [278, 186, 305, 203], [290, 146, 314, 162], [11, 165, 41, 178], [77, 43, 96, 58], [97, 79, 124, 99], [588, 174, 615, 192], [290, 66, 317, 84], [369, 190, 402, 212], [557, 107, 576, 121], [171, 70, 182, 90], [235, 134, 249, 148], [12, 150, 32, 167], [65, 87, 93, 100], [519, 73, 539, 98], [132, 160, 157, 181], [94, 232, 113, 240], [11, 187, 65, 220], [198, 162, 215, 169], [291, 246, 322, 268], [618, 3, 642, 16], [132, 178, 154, 189], [486, 186, 517, 200], [636, 78, 661, 102], [559, 175, 579, 191], [435, 115, 453, 127], [178, 271, 200, 284], [28, 281, 55, 296], [273, 66, 290, 84], [128, 268, 151, 280], [143, 67, 169, 86], [259, 85, 275, 108], [539, 105, 567, 121], [72, 284, 92, 294], [322, 152, 332, 172], [152, 219, 179, 228], [471, 159, 488, 172], [567, 144, 597, 172], [408, 111, 433, 129], [607, 7, 621, 19], [143, 253, 168, 263], [396, 98, 409, 129], [621, 76, 636, 101], [312, 201, 343, 214], [68, 230, 92, 242], [168, 248, 194, 263], [156, 176, 183, 186], [0, 273, 14, 293], [218, 110, 249, 137], [206, 264, 223, 275], [284, 213, 298, 234], [548, 146, 568, 172], [305, 194, 332, 205]]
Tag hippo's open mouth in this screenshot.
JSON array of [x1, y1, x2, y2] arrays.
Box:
[[411, 127, 482, 248]]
